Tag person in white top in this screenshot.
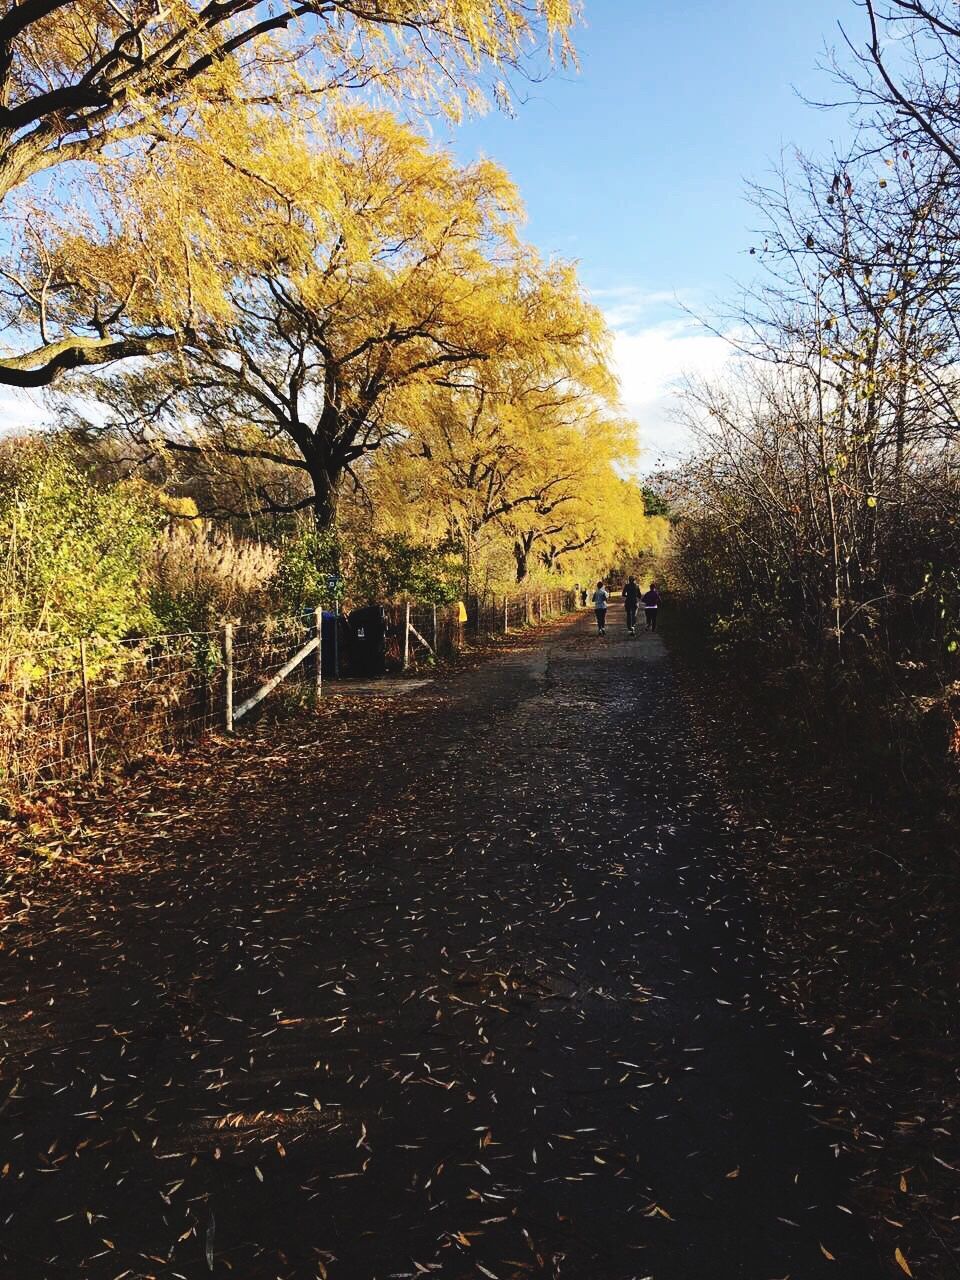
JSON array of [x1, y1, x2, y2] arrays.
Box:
[[592, 580, 609, 635]]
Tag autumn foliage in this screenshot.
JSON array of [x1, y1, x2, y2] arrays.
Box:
[[0, 0, 578, 384], [0, 0, 658, 633]]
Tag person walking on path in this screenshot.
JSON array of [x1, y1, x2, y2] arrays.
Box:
[[623, 576, 641, 635], [643, 582, 661, 632], [592, 581, 609, 634]]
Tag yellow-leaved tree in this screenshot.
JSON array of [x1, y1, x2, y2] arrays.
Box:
[[356, 288, 652, 593], [56, 106, 607, 531], [0, 0, 578, 386]]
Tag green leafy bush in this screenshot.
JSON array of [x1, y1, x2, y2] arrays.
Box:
[[350, 534, 460, 604], [0, 440, 162, 651], [274, 528, 343, 612]]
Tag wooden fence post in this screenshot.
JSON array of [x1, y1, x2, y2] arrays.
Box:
[[223, 623, 234, 733], [504, 595, 509, 633], [431, 602, 438, 654], [314, 607, 322, 702], [79, 638, 96, 777], [402, 600, 411, 671]]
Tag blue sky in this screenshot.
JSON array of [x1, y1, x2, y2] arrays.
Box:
[[443, 0, 858, 465]]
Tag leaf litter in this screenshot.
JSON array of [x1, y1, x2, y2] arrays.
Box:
[[0, 616, 883, 1277]]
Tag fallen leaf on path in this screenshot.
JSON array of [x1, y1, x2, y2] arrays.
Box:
[[894, 1247, 913, 1276]]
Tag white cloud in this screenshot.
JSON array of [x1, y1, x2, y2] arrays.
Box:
[[612, 321, 733, 465], [592, 287, 688, 330], [593, 287, 734, 467], [0, 386, 52, 437]]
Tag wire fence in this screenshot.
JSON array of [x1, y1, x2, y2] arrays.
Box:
[[1, 589, 579, 791]]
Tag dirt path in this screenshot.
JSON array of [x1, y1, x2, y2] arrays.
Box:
[[0, 611, 881, 1279]]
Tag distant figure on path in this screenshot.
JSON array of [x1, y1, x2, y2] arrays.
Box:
[[623, 575, 641, 635], [643, 582, 661, 632], [592, 581, 609, 635], [580, 587, 588, 607]]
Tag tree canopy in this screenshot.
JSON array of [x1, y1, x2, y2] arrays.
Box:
[[55, 106, 624, 534], [0, 0, 653, 599], [0, 0, 578, 385]]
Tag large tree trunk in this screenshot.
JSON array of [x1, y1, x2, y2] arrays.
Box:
[[514, 537, 531, 583], [310, 466, 340, 531]]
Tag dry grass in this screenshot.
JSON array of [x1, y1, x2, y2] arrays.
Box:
[[148, 524, 280, 628]]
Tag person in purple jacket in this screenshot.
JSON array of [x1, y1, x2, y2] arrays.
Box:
[[642, 582, 661, 632]]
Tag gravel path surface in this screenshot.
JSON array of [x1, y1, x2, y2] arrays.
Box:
[[0, 610, 880, 1279]]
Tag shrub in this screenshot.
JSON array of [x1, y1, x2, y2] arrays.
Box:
[[274, 528, 342, 613], [351, 534, 460, 604], [0, 439, 161, 652]]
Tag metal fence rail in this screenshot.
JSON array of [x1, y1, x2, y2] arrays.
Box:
[[1, 631, 226, 790], [1, 590, 578, 790]]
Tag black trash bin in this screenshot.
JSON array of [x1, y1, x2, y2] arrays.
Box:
[[347, 605, 388, 676]]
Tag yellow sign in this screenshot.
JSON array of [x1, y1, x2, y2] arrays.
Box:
[[456, 601, 468, 622]]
